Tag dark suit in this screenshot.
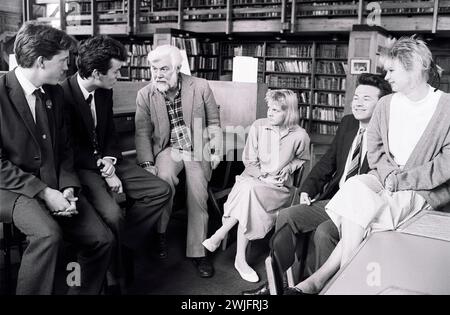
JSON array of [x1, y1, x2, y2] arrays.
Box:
[[0, 70, 114, 294], [61, 74, 171, 271], [275, 115, 370, 273]]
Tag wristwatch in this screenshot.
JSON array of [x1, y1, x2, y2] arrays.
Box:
[[139, 161, 154, 168]]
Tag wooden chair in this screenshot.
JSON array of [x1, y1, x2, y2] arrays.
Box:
[[1, 222, 26, 295], [213, 164, 305, 251]]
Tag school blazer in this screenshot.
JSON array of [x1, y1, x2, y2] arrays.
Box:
[[0, 71, 79, 223]]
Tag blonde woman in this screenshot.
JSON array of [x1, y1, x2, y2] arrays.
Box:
[[203, 89, 310, 283], [288, 36, 450, 295]]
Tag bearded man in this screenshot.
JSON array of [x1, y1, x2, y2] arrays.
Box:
[[135, 44, 222, 278]]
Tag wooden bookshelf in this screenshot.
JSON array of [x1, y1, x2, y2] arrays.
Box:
[[220, 40, 347, 136]]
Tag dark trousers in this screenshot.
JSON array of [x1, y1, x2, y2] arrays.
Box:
[[12, 193, 114, 295], [275, 199, 339, 272], [77, 159, 171, 276]]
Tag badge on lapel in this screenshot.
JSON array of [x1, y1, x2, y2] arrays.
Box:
[[46, 99, 52, 109]]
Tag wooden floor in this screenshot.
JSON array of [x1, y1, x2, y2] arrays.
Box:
[[0, 207, 272, 295]]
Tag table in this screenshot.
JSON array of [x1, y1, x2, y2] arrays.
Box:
[[321, 231, 450, 295]]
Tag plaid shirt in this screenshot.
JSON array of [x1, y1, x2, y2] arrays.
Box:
[[164, 80, 192, 151]]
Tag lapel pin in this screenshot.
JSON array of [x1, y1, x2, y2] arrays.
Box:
[[46, 99, 52, 109]]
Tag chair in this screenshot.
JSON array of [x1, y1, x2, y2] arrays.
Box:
[[1, 222, 26, 295], [215, 164, 305, 251], [264, 223, 298, 295]]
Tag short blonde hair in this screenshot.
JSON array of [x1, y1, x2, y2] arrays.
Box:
[[381, 35, 442, 83], [265, 89, 299, 129], [147, 44, 182, 69]]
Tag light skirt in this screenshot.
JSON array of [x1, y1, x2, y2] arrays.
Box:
[[223, 175, 291, 240], [326, 174, 431, 236]]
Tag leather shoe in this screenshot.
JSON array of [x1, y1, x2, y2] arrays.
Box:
[[242, 282, 270, 295], [283, 287, 314, 295], [157, 233, 167, 259], [192, 257, 214, 278]]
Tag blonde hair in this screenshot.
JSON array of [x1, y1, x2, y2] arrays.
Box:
[[265, 89, 299, 128], [147, 44, 182, 69], [381, 35, 442, 84]]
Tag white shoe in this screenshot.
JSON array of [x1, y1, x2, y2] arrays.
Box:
[[202, 238, 220, 252], [234, 262, 259, 283]]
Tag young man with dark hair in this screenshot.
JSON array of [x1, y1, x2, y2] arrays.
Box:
[[0, 22, 114, 295], [61, 36, 171, 290], [243, 73, 392, 295]]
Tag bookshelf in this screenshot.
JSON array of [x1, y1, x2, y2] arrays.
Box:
[[220, 40, 348, 136]]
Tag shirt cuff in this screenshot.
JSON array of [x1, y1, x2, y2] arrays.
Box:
[[103, 156, 117, 165]]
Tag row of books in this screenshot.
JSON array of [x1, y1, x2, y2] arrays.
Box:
[[131, 68, 151, 80], [97, 0, 127, 12], [315, 61, 347, 75], [130, 55, 150, 67], [233, 0, 278, 4], [311, 123, 339, 135], [266, 45, 312, 58], [222, 44, 264, 57], [299, 107, 344, 122], [313, 92, 345, 107], [184, 13, 225, 20], [266, 75, 311, 89], [296, 91, 311, 104], [187, 56, 218, 70], [315, 77, 346, 91], [311, 107, 344, 121], [129, 43, 153, 56], [171, 38, 219, 56], [234, 11, 281, 19], [316, 44, 348, 59], [266, 60, 311, 73]]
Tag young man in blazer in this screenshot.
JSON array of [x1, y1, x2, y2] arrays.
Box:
[[61, 36, 171, 289], [243, 73, 392, 295], [0, 22, 114, 295], [135, 44, 222, 278]]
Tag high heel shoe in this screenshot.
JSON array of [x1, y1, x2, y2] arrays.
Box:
[[234, 262, 259, 283], [202, 238, 220, 252]]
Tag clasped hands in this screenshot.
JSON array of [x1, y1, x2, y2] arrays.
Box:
[[259, 164, 291, 187], [38, 187, 78, 217], [97, 158, 123, 194]]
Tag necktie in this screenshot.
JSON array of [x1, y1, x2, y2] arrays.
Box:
[[85, 94, 101, 161], [345, 128, 365, 182], [33, 89, 58, 189]]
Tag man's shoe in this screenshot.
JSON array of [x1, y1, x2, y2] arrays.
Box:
[[105, 284, 122, 296], [157, 233, 168, 259], [242, 282, 270, 295], [192, 257, 214, 278], [283, 287, 314, 295]]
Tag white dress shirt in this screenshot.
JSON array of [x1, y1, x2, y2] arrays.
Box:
[[15, 67, 44, 122]]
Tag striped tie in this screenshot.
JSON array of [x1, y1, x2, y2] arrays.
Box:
[[345, 128, 365, 182]]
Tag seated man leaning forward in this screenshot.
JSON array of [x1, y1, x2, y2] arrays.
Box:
[[61, 36, 172, 290], [135, 44, 222, 278], [243, 73, 392, 295], [203, 89, 310, 283]]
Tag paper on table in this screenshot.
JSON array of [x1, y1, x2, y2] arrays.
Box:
[[397, 210, 450, 242], [377, 286, 428, 295]]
